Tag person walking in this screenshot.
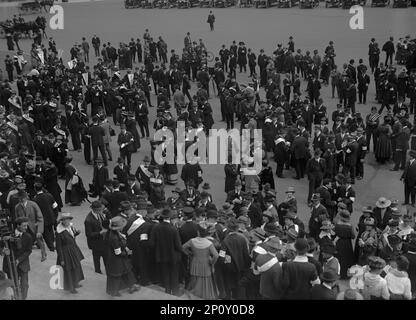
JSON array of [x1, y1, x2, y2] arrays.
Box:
[[207, 11, 215, 31], [56, 212, 85, 294]]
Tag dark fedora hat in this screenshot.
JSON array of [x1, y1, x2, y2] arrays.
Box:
[[320, 270, 339, 283]]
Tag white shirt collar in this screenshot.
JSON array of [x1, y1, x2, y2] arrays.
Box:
[[293, 255, 308, 263]]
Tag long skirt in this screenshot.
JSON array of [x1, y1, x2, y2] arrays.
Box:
[[187, 274, 218, 300], [63, 265, 84, 292], [106, 270, 136, 296]]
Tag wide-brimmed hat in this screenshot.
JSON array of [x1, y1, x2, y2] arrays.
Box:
[[109, 216, 127, 231], [286, 228, 298, 241], [263, 237, 282, 252], [320, 220, 334, 230], [368, 256, 386, 270], [321, 270, 339, 283], [390, 207, 402, 218], [294, 238, 309, 254], [284, 211, 297, 220], [0, 169, 9, 178], [159, 208, 172, 219], [311, 193, 320, 201], [222, 203, 233, 211], [58, 212, 73, 222], [388, 219, 399, 227], [90, 200, 104, 210], [362, 206, 373, 214], [321, 243, 337, 255], [376, 197, 391, 209], [202, 183, 210, 190], [237, 215, 250, 227], [226, 217, 240, 232], [119, 201, 133, 212], [263, 222, 282, 236], [286, 187, 295, 194], [339, 210, 351, 222], [364, 217, 376, 226]]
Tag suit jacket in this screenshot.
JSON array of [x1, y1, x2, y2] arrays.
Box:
[[113, 164, 130, 185], [402, 160, 416, 187], [89, 123, 105, 147], [291, 135, 309, 159], [306, 158, 326, 180], [15, 201, 44, 235], [310, 284, 337, 300], [108, 190, 129, 218], [84, 211, 107, 251], [150, 221, 182, 264], [179, 221, 198, 244]]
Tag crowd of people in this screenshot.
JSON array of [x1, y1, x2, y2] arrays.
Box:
[[0, 14, 416, 300]]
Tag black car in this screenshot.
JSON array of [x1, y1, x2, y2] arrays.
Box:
[[278, 0, 299, 7], [393, 0, 410, 6], [325, 0, 341, 7], [299, 0, 319, 8], [371, 0, 389, 6], [214, 0, 234, 6]]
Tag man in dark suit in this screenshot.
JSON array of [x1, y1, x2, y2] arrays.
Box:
[[84, 201, 107, 274], [135, 99, 149, 139], [107, 180, 128, 218], [334, 126, 348, 173], [91, 35, 100, 57], [312, 126, 326, 152], [178, 207, 197, 286], [401, 150, 416, 206], [301, 100, 314, 133], [308, 194, 329, 240], [92, 158, 109, 197], [346, 59, 357, 84], [117, 124, 135, 168], [113, 157, 130, 189], [315, 179, 336, 220], [226, 179, 244, 215], [306, 149, 326, 203], [310, 270, 338, 300], [382, 37, 395, 66], [291, 129, 309, 179], [2, 217, 33, 300], [150, 208, 182, 296], [89, 115, 107, 166]]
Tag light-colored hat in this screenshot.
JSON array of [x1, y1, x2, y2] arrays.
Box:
[[58, 212, 73, 222], [109, 216, 127, 231], [376, 197, 391, 209]]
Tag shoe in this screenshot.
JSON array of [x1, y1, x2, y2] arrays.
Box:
[[95, 270, 102, 274], [70, 289, 78, 294], [41, 256, 47, 262], [390, 168, 399, 171], [75, 284, 82, 288], [111, 292, 122, 297]]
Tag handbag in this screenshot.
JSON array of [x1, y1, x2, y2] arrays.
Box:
[[110, 127, 116, 136]]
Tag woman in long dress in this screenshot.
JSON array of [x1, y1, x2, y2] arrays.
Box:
[[182, 221, 219, 300], [105, 216, 139, 297], [374, 121, 392, 164], [357, 217, 379, 266], [334, 210, 355, 280], [56, 212, 85, 294]]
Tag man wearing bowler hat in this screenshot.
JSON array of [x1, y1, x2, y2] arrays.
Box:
[[308, 193, 329, 241], [310, 269, 339, 300], [306, 148, 326, 203], [89, 115, 108, 166], [84, 200, 108, 274], [401, 149, 416, 207], [91, 157, 109, 198], [281, 238, 320, 300]]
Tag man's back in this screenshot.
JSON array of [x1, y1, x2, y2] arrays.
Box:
[[151, 221, 182, 263], [281, 258, 318, 300]]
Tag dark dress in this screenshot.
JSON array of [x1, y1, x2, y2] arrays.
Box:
[[334, 223, 355, 279], [125, 118, 140, 152], [375, 124, 392, 163], [55, 225, 85, 292], [105, 230, 137, 296], [64, 164, 87, 205]]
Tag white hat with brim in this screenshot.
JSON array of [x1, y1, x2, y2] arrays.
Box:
[[376, 197, 391, 209], [58, 212, 73, 222]]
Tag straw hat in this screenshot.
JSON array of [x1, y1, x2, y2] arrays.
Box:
[[57, 212, 73, 222], [109, 216, 127, 231], [376, 197, 391, 209]]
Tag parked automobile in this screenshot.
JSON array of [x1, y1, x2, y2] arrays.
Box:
[[392, 0, 410, 7], [278, 0, 299, 7], [299, 0, 319, 8], [370, 0, 389, 6], [215, 0, 235, 7], [254, 0, 278, 7], [325, 0, 342, 7]]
